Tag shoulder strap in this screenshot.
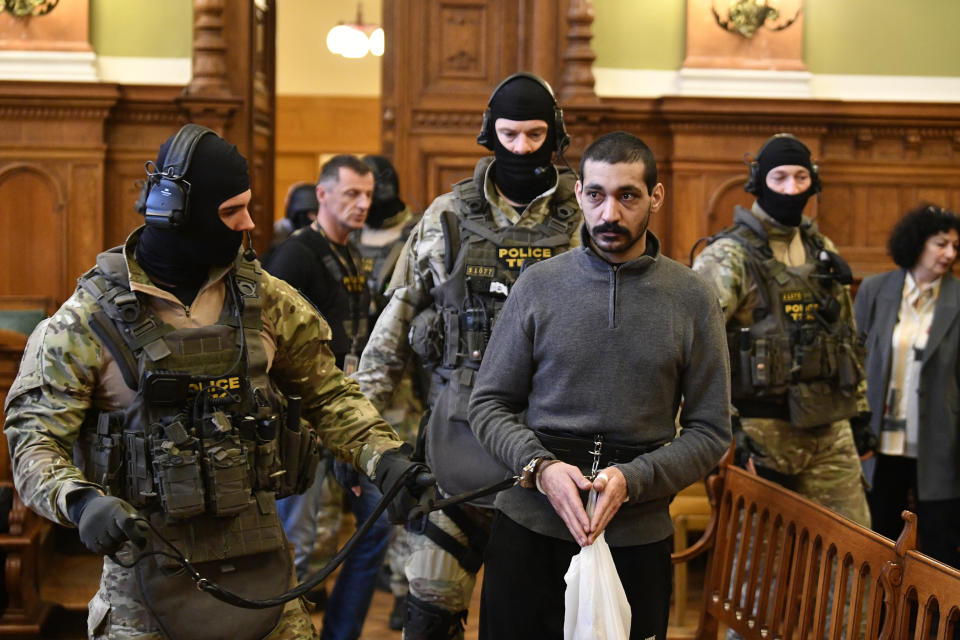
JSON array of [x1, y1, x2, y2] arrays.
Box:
[[77, 248, 174, 390], [374, 242, 405, 294], [290, 228, 347, 282], [440, 208, 461, 275]]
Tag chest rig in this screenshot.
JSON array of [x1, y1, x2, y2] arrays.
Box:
[[432, 162, 580, 372], [712, 208, 863, 428], [354, 219, 417, 315], [75, 249, 313, 521]]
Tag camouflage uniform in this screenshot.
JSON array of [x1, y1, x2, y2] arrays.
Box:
[[4, 227, 404, 639], [354, 158, 581, 636], [692, 204, 870, 526]]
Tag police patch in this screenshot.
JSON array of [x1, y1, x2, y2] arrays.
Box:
[[781, 289, 819, 323], [496, 246, 553, 270]]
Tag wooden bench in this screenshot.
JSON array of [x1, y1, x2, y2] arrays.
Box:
[[679, 451, 960, 639]]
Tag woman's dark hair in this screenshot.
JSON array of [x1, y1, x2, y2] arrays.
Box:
[[888, 204, 960, 269]]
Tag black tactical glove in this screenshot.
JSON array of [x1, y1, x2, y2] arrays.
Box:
[[731, 415, 760, 469], [849, 411, 878, 457], [70, 491, 147, 556], [333, 458, 360, 491], [373, 444, 436, 525]]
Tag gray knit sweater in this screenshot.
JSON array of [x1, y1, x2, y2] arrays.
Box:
[[468, 230, 731, 546]]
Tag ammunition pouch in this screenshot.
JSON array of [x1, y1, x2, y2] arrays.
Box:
[[275, 418, 322, 498], [77, 410, 126, 495], [786, 381, 858, 429]]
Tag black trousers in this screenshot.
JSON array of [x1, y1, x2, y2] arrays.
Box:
[[869, 454, 960, 568], [478, 511, 672, 640]]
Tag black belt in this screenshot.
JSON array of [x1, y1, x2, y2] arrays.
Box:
[[533, 429, 658, 468], [734, 400, 790, 421]]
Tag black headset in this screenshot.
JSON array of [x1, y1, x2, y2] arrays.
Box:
[[743, 133, 821, 196], [476, 71, 570, 155], [135, 123, 217, 229]]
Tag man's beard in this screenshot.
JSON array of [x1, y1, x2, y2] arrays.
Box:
[[589, 205, 651, 257]]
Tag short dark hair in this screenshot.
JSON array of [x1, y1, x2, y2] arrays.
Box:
[[318, 154, 372, 187], [888, 204, 960, 269], [579, 131, 658, 193]]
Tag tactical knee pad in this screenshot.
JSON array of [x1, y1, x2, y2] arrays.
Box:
[[403, 594, 466, 640]]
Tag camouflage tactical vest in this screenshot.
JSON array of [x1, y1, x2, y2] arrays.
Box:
[[712, 208, 864, 428]]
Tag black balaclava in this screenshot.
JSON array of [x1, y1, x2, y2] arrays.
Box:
[[487, 76, 557, 205], [362, 155, 405, 228], [755, 136, 817, 227], [286, 183, 319, 230], [136, 132, 250, 302]]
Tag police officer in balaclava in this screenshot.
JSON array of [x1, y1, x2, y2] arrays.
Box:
[[352, 72, 582, 640], [135, 133, 251, 305], [480, 73, 562, 207], [692, 133, 873, 534], [751, 133, 819, 228]]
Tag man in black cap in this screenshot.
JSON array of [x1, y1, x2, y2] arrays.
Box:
[[4, 125, 430, 639], [353, 73, 582, 639], [692, 133, 872, 527]]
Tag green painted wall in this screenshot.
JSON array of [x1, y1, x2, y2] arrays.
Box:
[[592, 0, 685, 71], [804, 0, 960, 76], [592, 0, 960, 77], [89, 0, 192, 58]]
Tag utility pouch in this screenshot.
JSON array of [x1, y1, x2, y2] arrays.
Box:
[[153, 444, 205, 519], [253, 417, 280, 491], [441, 307, 460, 368], [792, 335, 825, 381], [203, 435, 252, 516], [295, 422, 322, 495], [425, 366, 512, 506], [89, 410, 126, 494], [136, 493, 287, 640], [408, 306, 443, 365], [751, 338, 771, 388], [277, 423, 301, 498], [124, 432, 154, 507], [787, 381, 858, 429], [836, 340, 864, 390]]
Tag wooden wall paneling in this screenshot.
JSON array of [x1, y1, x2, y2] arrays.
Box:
[[0, 81, 118, 303], [219, 0, 276, 254], [273, 96, 381, 223]]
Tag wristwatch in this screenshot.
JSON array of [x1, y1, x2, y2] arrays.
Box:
[[520, 456, 547, 489]]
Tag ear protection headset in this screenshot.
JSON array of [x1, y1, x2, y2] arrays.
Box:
[[135, 123, 217, 229], [743, 133, 821, 196], [476, 72, 570, 155]]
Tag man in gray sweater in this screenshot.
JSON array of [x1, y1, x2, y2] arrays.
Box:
[[468, 131, 731, 640]]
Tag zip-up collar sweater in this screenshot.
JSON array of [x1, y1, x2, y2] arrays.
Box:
[[468, 228, 731, 546]]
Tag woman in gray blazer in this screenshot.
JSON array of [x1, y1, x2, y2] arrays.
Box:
[[854, 204, 960, 568]]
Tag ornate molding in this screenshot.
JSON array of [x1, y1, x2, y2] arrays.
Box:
[[559, 0, 598, 105], [412, 109, 481, 129], [0, 104, 111, 120], [184, 0, 234, 100]]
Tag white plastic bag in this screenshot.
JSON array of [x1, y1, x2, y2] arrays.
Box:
[[563, 489, 631, 640]]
